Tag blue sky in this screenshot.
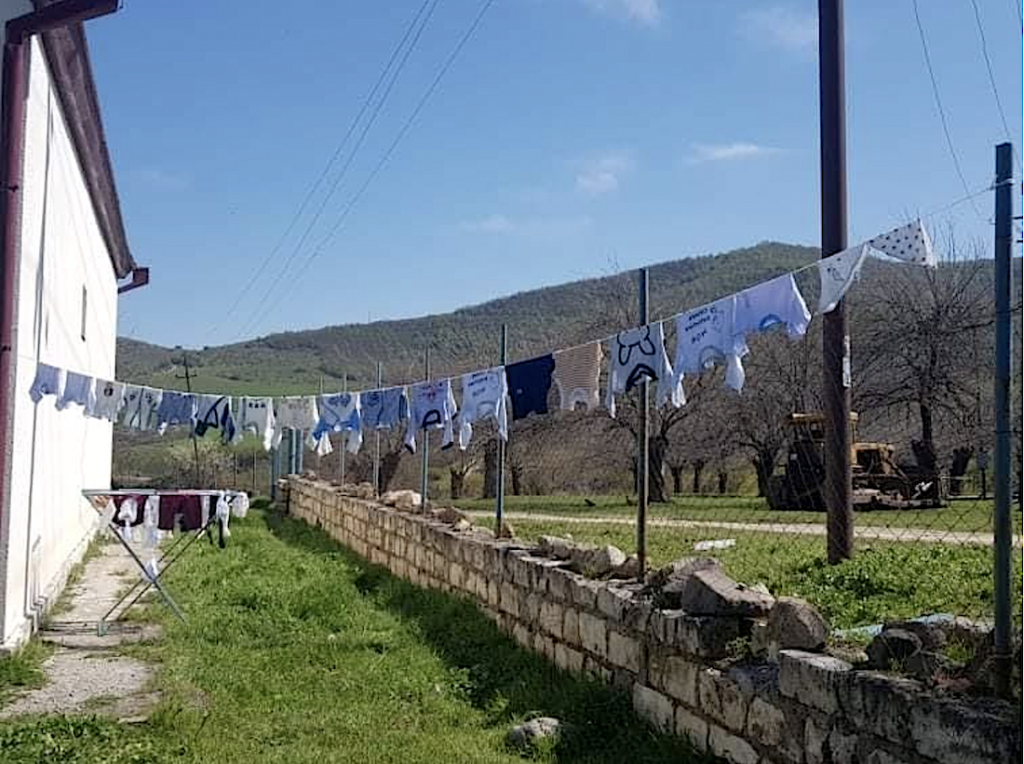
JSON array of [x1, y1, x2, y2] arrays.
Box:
[[89, 0, 1023, 348]]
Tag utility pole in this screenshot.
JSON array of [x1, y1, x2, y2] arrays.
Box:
[[174, 347, 202, 487], [992, 141, 1013, 698], [496, 325, 508, 537], [819, 0, 853, 563], [420, 348, 431, 511], [637, 268, 649, 575], [373, 362, 383, 496]]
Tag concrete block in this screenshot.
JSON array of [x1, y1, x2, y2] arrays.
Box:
[[675, 706, 709, 753], [597, 585, 633, 621], [539, 600, 563, 640], [707, 722, 760, 764], [658, 655, 699, 707], [675, 615, 745, 659], [632, 684, 674, 734], [745, 696, 785, 748], [579, 612, 607, 659], [562, 608, 580, 646], [554, 642, 584, 674], [778, 649, 851, 715], [608, 631, 641, 674], [499, 582, 519, 616]]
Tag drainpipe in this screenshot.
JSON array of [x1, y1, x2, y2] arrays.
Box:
[[0, 0, 120, 534]]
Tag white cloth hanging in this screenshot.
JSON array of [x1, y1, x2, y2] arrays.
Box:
[[405, 379, 458, 452], [235, 397, 276, 451], [58, 372, 96, 411], [29, 363, 64, 403], [116, 497, 137, 542], [313, 393, 362, 453], [230, 492, 250, 518], [314, 431, 334, 457], [121, 386, 164, 431], [868, 219, 935, 266], [607, 323, 682, 417], [272, 397, 318, 448], [458, 367, 509, 449], [818, 244, 869, 314], [88, 380, 126, 422], [673, 296, 745, 392]]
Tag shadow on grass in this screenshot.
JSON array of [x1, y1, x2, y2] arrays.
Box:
[[265, 510, 712, 764]]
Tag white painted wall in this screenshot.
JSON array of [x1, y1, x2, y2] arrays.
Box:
[[0, 34, 119, 649]]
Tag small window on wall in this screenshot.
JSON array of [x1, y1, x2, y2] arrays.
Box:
[[80, 285, 87, 341]]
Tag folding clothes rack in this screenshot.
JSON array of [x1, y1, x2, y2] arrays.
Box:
[[82, 488, 247, 634]]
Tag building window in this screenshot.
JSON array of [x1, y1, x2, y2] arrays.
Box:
[[80, 285, 87, 341]]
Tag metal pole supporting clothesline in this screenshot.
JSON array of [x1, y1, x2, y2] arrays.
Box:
[[339, 373, 348, 485], [819, 0, 854, 564], [637, 268, 649, 575], [373, 362, 383, 496], [420, 348, 431, 510], [176, 350, 202, 487], [992, 141, 1014, 699], [496, 324, 508, 537]]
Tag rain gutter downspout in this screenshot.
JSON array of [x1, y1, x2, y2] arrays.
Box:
[[0, 0, 119, 534]]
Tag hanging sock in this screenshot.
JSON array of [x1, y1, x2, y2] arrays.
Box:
[[143, 495, 161, 549], [868, 219, 935, 266], [457, 367, 509, 449], [608, 322, 683, 417], [29, 363, 64, 403], [818, 244, 868, 314], [553, 342, 602, 412]]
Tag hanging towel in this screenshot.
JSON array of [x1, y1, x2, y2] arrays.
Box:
[[553, 342, 602, 412], [313, 392, 362, 453], [156, 392, 197, 434], [608, 323, 681, 417], [273, 397, 319, 448], [818, 244, 869, 314], [458, 367, 509, 449], [505, 355, 555, 421], [121, 386, 164, 431], [194, 394, 237, 442], [673, 297, 744, 392], [869, 219, 935, 266], [29, 363, 64, 403], [87, 380, 126, 422], [58, 371, 96, 411], [360, 387, 408, 430], [405, 379, 457, 452], [235, 396, 276, 451]]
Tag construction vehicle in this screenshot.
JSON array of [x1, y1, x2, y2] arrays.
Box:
[[765, 413, 945, 511]]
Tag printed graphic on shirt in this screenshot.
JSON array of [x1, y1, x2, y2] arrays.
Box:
[[235, 397, 276, 451], [405, 379, 457, 453], [458, 367, 509, 449], [121, 386, 164, 431], [87, 380, 126, 421], [673, 298, 744, 392], [608, 323, 681, 417], [272, 397, 319, 448], [360, 387, 408, 430], [194, 394, 237, 443], [818, 244, 868, 314], [553, 343, 602, 412], [314, 392, 362, 453]]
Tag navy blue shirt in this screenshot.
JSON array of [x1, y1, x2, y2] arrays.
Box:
[[505, 355, 555, 420]]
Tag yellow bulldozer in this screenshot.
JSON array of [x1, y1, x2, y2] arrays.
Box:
[[765, 413, 945, 511]]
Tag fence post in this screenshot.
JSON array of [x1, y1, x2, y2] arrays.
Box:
[[373, 361, 383, 496], [637, 268, 649, 576], [295, 429, 304, 475], [339, 373, 347, 486], [420, 348, 431, 510], [992, 141, 1013, 698], [496, 324, 508, 536]]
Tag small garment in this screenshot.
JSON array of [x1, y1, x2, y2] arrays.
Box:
[[315, 431, 334, 457], [818, 244, 868, 314], [553, 343, 602, 412], [116, 497, 138, 542], [230, 492, 250, 518], [313, 392, 362, 453], [869, 219, 935, 266], [29, 363, 64, 403], [57, 371, 96, 411], [458, 367, 509, 449], [87, 380, 125, 421], [360, 387, 408, 430], [734, 274, 811, 340], [194, 394, 236, 442], [235, 397, 276, 451], [505, 355, 555, 421], [273, 397, 319, 448], [673, 298, 744, 392], [608, 323, 682, 417], [142, 495, 161, 570], [156, 391, 197, 434], [121, 386, 164, 431], [404, 379, 457, 452]]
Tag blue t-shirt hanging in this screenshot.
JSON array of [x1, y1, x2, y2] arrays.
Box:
[[505, 355, 555, 420]]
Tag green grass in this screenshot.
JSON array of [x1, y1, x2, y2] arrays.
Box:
[[454, 495, 1004, 534], [0, 641, 53, 705], [473, 517, 1021, 631], [0, 504, 706, 764]]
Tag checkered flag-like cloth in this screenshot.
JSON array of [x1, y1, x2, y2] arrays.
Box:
[[868, 219, 935, 266]]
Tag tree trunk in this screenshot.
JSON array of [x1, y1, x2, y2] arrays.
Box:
[[509, 460, 523, 496], [718, 470, 728, 495], [482, 440, 498, 499], [753, 450, 777, 498], [917, 401, 937, 473], [670, 465, 684, 494], [450, 468, 465, 500], [379, 448, 403, 493], [691, 459, 705, 494], [949, 446, 973, 497], [649, 435, 668, 503]]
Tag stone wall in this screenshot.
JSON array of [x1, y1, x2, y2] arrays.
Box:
[[284, 478, 1021, 764]]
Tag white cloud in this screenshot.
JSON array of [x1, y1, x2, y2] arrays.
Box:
[[688, 142, 783, 164], [740, 6, 818, 51], [575, 152, 634, 196], [456, 214, 593, 237], [581, 0, 661, 27]]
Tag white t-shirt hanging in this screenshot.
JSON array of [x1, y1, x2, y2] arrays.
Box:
[[88, 380, 126, 421], [606, 323, 682, 418], [458, 367, 509, 449], [314, 392, 362, 453], [273, 397, 318, 448], [235, 397, 276, 451], [734, 274, 811, 341], [405, 379, 457, 452], [868, 220, 935, 266], [818, 244, 868, 314], [121, 386, 163, 431], [58, 372, 96, 411], [673, 297, 745, 392]]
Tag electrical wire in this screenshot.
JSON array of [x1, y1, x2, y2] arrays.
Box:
[[237, 0, 497, 340], [212, 0, 437, 342], [967, 0, 1023, 173], [911, 0, 986, 222], [231, 0, 442, 343]]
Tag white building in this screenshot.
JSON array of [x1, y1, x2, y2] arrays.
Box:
[[0, 1, 142, 650]]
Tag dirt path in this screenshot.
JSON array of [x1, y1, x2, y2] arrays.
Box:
[[0, 540, 161, 720], [464, 511, 1019, 547]]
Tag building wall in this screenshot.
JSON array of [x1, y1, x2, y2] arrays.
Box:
[[0, 32, 118, 649]]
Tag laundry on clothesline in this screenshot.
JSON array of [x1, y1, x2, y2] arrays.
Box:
[[506, 354, 554, 421], [121, 386, 163, 431], [869, 219, 935, 266], [608, 323, 681, 417], [818, 244, 869, 314], [553, 342, 602, 413], [457, 367, 508, 449], [273, 396, 319, 448], [405, 379, 457, 452], [194, 394, 236, 443], [314, 392, 362, 453], [59, 371, 96, 411], [235, 396, 276, 451], [156, 391, 197, 434], [29, 363, 64, 403], [87, 379, 126, 422], [360, 387, 408, 431]]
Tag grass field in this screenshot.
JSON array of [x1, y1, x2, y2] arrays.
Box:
[[0, 506, 703, 764]]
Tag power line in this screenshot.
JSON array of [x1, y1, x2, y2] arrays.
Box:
[[911, 0, 985, 222], [237, 0, 497, 341], [232, 0, 443, 342], [212, 0, 436, 342], [967, 0, 1023, 172]]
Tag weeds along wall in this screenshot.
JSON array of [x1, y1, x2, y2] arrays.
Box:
[[284, 478, 1019, 764]]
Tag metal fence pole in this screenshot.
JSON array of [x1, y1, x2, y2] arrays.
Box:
[[270, 445, 280, 501], [339, 373, 347, 486], [296, 429, 304, 474], [420, 348, 431, 510], [496, 324, 508, 536], [992, 141, 1014, 698], [637, 268, 649, 575], [373, 361, 383, 496]]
